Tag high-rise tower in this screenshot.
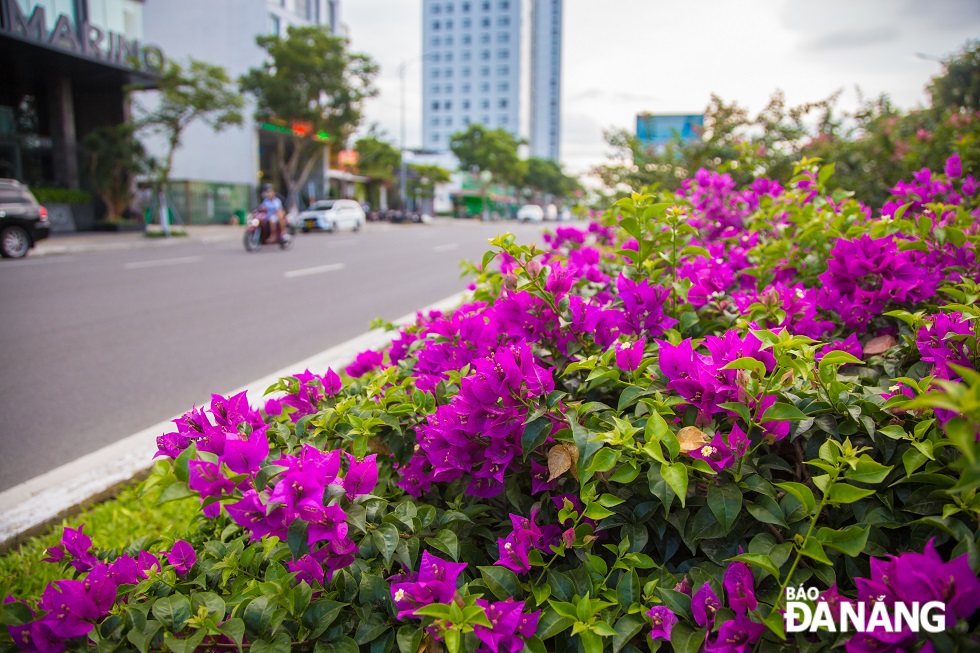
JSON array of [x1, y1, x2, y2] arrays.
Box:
[[421, 0, 522, 153], [530, 0, 561, 161]]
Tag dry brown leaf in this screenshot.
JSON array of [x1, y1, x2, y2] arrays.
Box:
[[548, 442, 580, 481], [863, 334, 898, 356], [676, 426, 710, 453]]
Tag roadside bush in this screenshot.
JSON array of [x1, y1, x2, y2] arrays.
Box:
[[3, 157, 979, 653]]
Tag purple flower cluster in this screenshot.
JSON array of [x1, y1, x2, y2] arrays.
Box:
[[678, 170, 783, 239], [155, 390, 266, 459], [495, 509, 559, 574], [845, 541, 980, 653], [9, 531, 191, 653], [916, 311, 974, 380], [819, 234, 938, 330], [389, 552, 539, 653], [398, 340, 554, 498], [649, 562, 763, 652]]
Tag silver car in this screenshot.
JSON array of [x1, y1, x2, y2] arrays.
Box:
[[296, 199, 366, 233]]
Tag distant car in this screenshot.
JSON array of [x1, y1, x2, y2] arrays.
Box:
[[0, 179, 50, 258], [296, 199, 365, 233], [517, 204, 544, 223], [558, 207, 573, 222]]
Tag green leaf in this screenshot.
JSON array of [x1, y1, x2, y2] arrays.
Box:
[[799, 537, 832, 565], [426, 528, 459, 561], [478, 565, 521, 601], [579, 630, 603, 653], [827, 483, 876, 504], [164, 630, 205, 653], [373, 523, 400, 564], [819, 350, 863, 367], [303, 600, 346, 639], [761, 608, 786, 641], [584, 502, 615, 521], [707, 483, 742, 533], [218, 619, 245, 650], [190, 592, 225, 618], [536, 609, 573, 639], [616, 569, 640, 607], [396, 627, 424, 653], [845, 456, 893, 484], [720, 357, 767, 377], [761, 402, 809, 422], [728, 554, 780, 582], [668, 622, 706, 653], [151, 595, 191, 632], [660, 463, 689, 508], [243, 596, 276, 636], [612, 614, 646, 653], [288, 518, 310, 560], [588, 447, 620, 474], [250, 633, 291, 653], [816, 525, 869, 557], [522, 417, 552, 460], [775, 482, 816, 515], [609, 462, 640, 484]]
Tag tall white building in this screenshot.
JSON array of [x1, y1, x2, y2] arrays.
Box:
[[140, 0, 342, 221], [530, 0, 561, 161], [421, 0, 522, 153]]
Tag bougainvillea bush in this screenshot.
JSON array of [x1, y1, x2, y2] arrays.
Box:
[[4, 157, 980, 653]]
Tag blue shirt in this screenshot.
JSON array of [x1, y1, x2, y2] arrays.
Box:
[[260, 196, 283, 214]]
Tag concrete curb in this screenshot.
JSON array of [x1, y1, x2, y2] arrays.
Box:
[[0, 290, 469, 551]]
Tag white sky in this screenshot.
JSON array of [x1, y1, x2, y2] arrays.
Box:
[[342, 0, 980, 175]]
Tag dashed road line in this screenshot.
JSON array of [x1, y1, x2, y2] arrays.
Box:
[[283, 263, 345, 279], [123, 256, 202, 270]]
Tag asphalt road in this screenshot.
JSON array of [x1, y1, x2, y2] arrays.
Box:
[[0, 219, 546, 491]]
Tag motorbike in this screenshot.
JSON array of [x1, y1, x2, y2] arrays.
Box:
[[243, 210, 293, 252]]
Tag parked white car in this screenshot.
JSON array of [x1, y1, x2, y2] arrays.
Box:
[[296, 199, 365, 233], [517, 204, 544, 223]]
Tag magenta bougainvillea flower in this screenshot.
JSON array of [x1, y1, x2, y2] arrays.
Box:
[[647, 605, 677, 641], [472, 598, 539, 653], [614, 337, 646, 372], [692, 583, 721, 627], [389, 551, 467, 619], [166, 540, 196, 575], [706, 614, 766, 653], [344, 350, 384, 378], [723, 561, 757, 613]]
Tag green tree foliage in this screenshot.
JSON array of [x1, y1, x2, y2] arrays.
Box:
[[81, 123, 154, 221], [449, 124, 524, 186], [407, 163, 452, 209], [240, 26, 378, 211], [137, 59, 244, 193], [930, 39, 980, 111], [523, 156, 581, 199], [353, 134, 401, 183]]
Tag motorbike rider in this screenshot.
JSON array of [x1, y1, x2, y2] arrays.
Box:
[[259, 184, 286, 243]]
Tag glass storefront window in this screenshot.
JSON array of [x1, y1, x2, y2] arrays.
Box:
[[15, 0, 77, 24], [86, 0, 143, 41]]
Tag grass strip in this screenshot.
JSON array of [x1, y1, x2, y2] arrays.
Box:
[[0, 481, 199, 601]]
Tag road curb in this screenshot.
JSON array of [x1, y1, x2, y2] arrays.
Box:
[[0, 290, 469, 552]]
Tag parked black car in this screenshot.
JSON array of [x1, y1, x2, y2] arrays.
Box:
[[0, 179, 50, 258]]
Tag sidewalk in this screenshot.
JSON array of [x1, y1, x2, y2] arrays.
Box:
[[33, 224, 242, 257]]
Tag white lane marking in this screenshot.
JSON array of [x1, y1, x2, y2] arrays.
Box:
[[123, 256, 202, 270], [283, 263, 345, 279], [434, 243, 459, 252]]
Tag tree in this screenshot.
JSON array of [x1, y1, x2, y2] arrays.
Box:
[[354, 132, 401, 211], [407, 163, 451, 213], [82, 123, 154, 222], [137, 59, 244, 233], [523, 157, 580, 199], [240, 26, 378, 212], [930, 39, 980, 112], [449, 124, 524, 185]]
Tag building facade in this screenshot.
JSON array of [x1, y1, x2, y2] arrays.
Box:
[[421, 0, 521, 153], [140, 0, 342, 223], [529, 0, 560, 161], [0, 0, 159, 195]]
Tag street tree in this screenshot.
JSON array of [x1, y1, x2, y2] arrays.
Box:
[[407, 163, 451, 213], [523, 157, 581, 200], [930, 39, 980, 112], [240, 26, 378, 212], [449, 124, 524, 186], [137, 59, 244, 233], [82, 123, 154, 222], [354, 131, 401, 209]]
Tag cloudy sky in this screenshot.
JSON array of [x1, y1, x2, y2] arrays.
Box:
[[342, 0, 980, 175]]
